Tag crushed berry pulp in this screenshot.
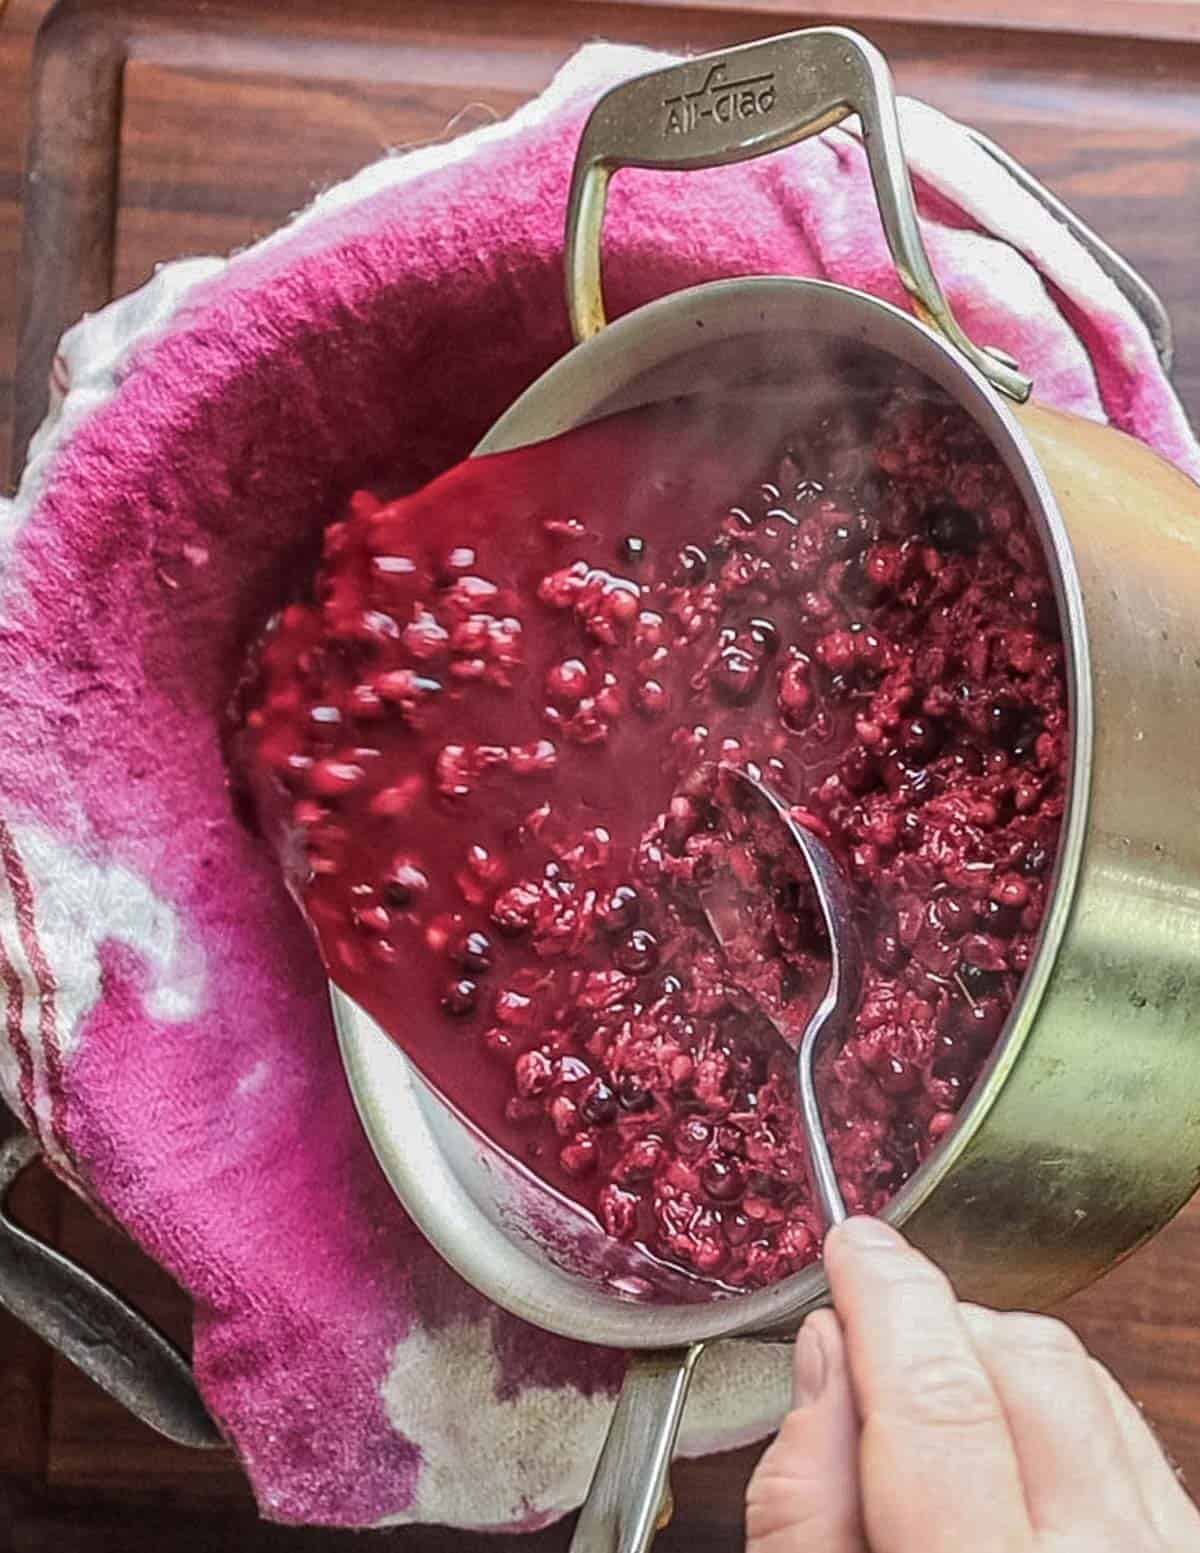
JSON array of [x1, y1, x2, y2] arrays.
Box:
[[233, 369, 1068, 1293]]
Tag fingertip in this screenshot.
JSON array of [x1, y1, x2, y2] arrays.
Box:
[[792, 1320, 827, 1408], [807, 1305, 845, 1346], [826, 1215, 905, 1256], [823, 1217, 907, 1289], [792, 1308, 843, 1408]]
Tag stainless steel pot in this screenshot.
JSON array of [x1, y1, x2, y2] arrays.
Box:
[[2, 26, 1197, 1549], [334, 26, 1200, 1553]]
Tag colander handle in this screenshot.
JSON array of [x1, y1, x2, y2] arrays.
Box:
[[0, 1122, 221, 1449], [564, 26, 1031, 403], [569, 1344, 704, 1553]]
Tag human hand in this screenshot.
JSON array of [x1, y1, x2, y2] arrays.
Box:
[[746, 1216, 1200, 1551]]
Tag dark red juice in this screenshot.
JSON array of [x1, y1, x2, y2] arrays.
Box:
[[233, 374, 1068, 1292]]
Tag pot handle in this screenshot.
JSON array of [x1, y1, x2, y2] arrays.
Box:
[[565, 26, 1031, 403], [569, 1344, 704, 1553], [0, 1122, 222, 1448]]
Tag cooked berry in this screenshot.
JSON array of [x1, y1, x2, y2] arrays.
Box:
[[235, 375, 1066, 1292]]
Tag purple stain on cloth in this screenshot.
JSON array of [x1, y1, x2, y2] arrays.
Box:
[[0, 43, 1193, 1529]]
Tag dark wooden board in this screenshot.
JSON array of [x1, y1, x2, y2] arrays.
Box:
[[3, 0, 1200, 1545]]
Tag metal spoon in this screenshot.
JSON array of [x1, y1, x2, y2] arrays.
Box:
[[701, 765, 862, 1228]]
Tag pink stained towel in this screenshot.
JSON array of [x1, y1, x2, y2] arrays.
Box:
[[0, 41, 1196, 1531]]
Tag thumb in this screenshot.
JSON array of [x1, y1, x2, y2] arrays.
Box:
[[746, 1309, 867, 1553]]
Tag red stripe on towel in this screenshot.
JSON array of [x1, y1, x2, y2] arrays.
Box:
[[0, 822, 67, 1155]]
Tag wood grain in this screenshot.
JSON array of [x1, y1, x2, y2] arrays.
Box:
[[0, 7, 51, 1482], [15, 0, 1200, 474], [0, 1153, 58, 1480], [0, 0, 47, 487], [3, 0, 1200, 1545], [573, 0, 1200, 44]]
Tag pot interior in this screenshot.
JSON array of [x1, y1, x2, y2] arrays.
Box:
[[338, 275, 1090, 1350]]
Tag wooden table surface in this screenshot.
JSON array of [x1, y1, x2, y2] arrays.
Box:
[[3, 0, 1200, 1547]]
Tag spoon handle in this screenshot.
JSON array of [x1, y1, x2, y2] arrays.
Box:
[[797, 1026, 848, 1227]]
